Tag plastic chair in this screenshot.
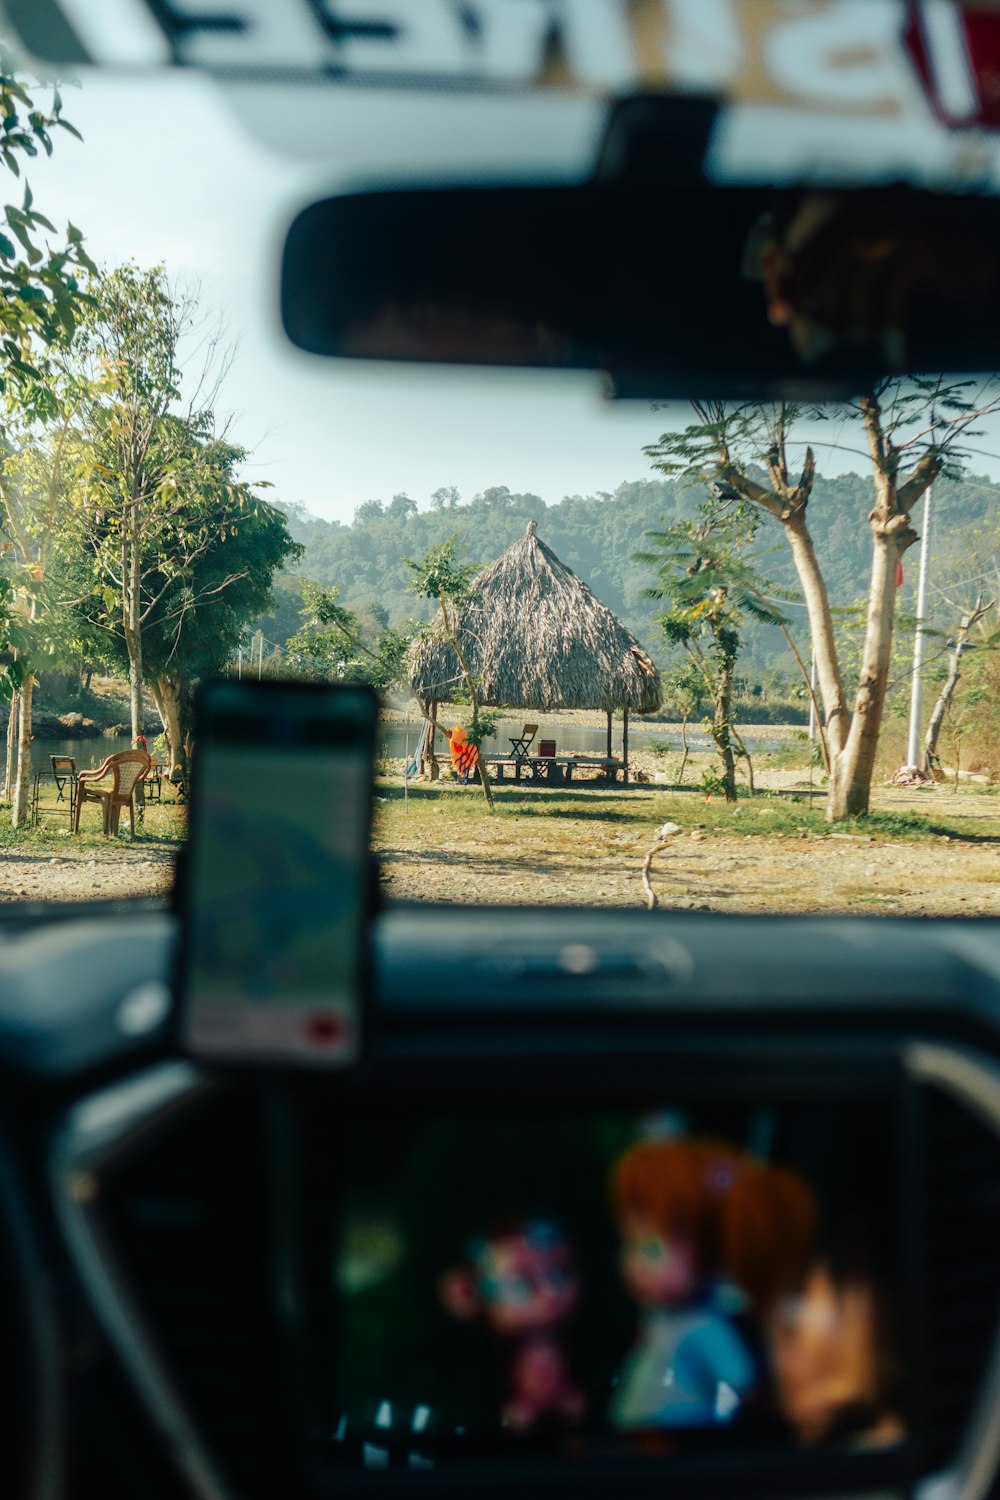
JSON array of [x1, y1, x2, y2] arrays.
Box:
[[74, 749, 151, 836], [508, 723, 538, 764]]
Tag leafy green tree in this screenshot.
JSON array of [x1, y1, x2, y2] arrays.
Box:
[[353, 499, 385, 526], [286, 581, 415, 692], [638, 495, 785, 802], [662, 661, 703, 783], [0, 57, 96, 816], [0, 58, 96, 411], [70, 264, 258, 744], [77, 423, 295, 776], [0, 399, 90, 821], [405, 540, 494, 810]]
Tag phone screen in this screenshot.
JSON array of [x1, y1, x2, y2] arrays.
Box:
[[180, 680, 377, 1066]]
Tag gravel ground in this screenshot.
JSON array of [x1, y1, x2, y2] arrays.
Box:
[[0, 844, 176, 903]]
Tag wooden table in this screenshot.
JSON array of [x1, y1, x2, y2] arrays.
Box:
[[483, 755, 625, 785]]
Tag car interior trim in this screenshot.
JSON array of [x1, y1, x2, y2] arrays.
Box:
[[908, 1042, 1000, 1500], [48, 1062, 233, 1500], [0, 1131, 65, 1500]]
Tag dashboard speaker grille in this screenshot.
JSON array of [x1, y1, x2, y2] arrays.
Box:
[[97, 1088, 284, 1499]]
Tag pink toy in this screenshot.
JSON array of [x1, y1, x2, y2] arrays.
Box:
[[439, 1219, 587, 1433]]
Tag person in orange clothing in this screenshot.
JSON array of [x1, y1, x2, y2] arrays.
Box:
[[447, 725, 480, 784]]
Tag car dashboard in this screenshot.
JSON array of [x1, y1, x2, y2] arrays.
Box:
[[3, 906, 1000, 1500]]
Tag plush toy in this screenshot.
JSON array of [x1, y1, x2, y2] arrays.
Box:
[[609, 1140, 817, 1432], [438, 1218, 587, 1433]]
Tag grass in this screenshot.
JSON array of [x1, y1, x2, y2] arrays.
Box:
[[0, 797, 186, 852], [374, 777, 1000, 846]]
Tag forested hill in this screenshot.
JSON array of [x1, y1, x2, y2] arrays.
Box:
[[270, 471, 1000, 674]]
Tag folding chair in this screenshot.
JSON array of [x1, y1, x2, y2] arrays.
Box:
[[50, 754, 76, 802], [508, 723, 538, 765]]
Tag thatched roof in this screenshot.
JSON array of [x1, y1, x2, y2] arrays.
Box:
[[408, 521, 662, 713]]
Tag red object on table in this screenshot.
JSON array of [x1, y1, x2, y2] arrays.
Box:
[[538, 739, 557, 759]]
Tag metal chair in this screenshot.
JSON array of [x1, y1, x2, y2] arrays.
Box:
[[143, 757, 163, 803], [508, 723, 538, 764], [74, 749, 151, 836], [50, 754, 76, 802]]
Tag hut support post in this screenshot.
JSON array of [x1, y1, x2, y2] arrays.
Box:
[[606, 709, 613, 762], [623, 707, 629, 784]]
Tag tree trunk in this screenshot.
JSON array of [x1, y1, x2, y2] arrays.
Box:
[[678, 713, 689, 784], [731, 724, 755, 792], [784, 516, 849, 756], [623, 706, 629, 784], [4, 691, 18, 802], [713, 637, 738, 803], [153, 673, 186, 778], [923, 608, 985, 772], [11, 675, 33, 828], [124, 505, 145, 811], [125, 626, 144, 741], [827, 529, 907, 819]]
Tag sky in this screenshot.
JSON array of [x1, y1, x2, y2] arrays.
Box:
[[23, 64, 1000, 525], [24, 70, 691, 524]]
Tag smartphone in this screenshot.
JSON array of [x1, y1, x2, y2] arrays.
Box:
[[179, 679, 378, 1067]]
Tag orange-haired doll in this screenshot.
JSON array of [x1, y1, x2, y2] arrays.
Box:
[[609, 1140, 817, 1431]]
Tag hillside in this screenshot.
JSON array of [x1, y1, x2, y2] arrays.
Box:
[[260, 472, 1000, 679]]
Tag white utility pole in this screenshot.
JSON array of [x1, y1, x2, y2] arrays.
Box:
[[906, 479, 935, 768], [257, 632, 264, 680], [237, 646, 243, 680]]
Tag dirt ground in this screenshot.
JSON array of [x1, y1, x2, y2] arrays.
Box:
[[0, 842, 176, 904], [376, 780, 1000, 915], [1, 721, 996, 915]]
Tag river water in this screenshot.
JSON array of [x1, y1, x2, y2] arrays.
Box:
[[29, 720, 797, 775], [376, 719, 795, 763], [31, 734, 135, 775]]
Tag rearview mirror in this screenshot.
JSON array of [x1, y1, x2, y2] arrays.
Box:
[[281, 183, 1000, 398]]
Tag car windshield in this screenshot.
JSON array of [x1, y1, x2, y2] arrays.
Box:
[[2, 2, 1000, 918]]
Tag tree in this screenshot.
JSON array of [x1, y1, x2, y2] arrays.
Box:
[[86, 472, 300, 777], [286, 581, 415, 692], [71, 265, 253, 746], [922, 594, 995, 776], [387, 492, 417, 521], [405, 540, 495, 811], [0, 408, 89, 822], [662, 661, 703, 784], [644, 384, 1000, 819], [637, 495, 784, 802], [0, 58, 96, 409], [353, 499, 385, 525], [430, 485, 460, 511], [0, 57, 96, 817]]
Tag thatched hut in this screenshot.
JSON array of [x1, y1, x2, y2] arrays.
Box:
[[408, 520, 662, 780]]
